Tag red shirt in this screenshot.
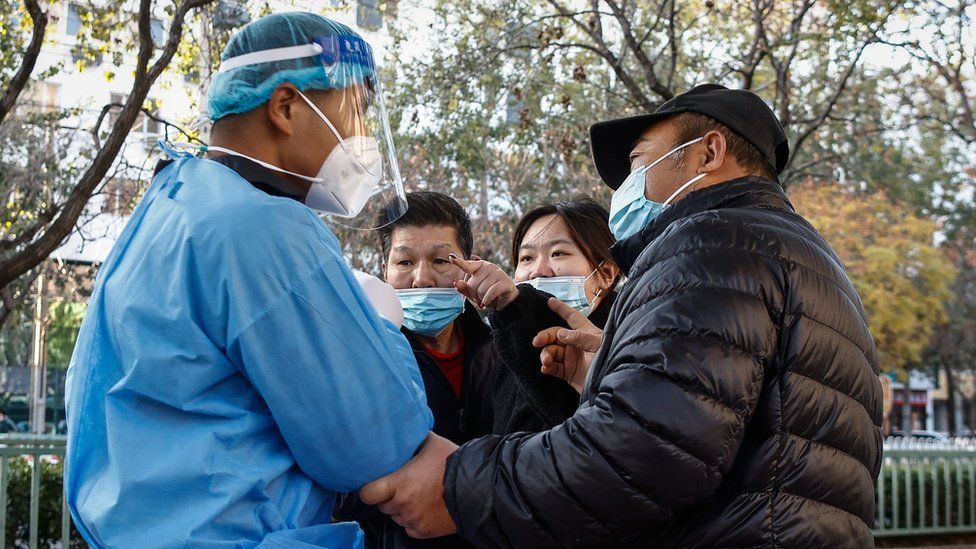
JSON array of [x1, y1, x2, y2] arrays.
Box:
[[421, 328, 465, 400]]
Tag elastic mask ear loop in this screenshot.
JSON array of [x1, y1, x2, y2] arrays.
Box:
[[644, 137, 704, 173], [663, 172, 708, 206], [202, 145, 320, 183], [586, 260, 606, 300], [295, 90, 375, 176]]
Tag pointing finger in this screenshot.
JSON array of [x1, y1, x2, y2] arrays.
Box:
[[547, 297, 585, 326], [556, 328, 602, 353], [533, 326, 562, 348], [547, 297, 601, 331], [448, 254, 483, 275]]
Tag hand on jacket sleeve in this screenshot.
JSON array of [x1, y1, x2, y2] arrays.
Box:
[[444, 271, 777, 547], [360, 432, 460, 539]]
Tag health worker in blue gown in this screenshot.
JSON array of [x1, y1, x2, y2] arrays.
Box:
[[65, 12, 437, 549]]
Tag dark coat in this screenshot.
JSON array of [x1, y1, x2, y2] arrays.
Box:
[[334, 304, 493, 549], [443, 177, 883, 548], [486, 285, 616, 434], [406, 303, 494, 443]]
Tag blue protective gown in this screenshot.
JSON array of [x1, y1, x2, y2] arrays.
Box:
[[65, 150, 433, 548]]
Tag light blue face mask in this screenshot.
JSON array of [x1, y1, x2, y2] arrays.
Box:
[[609, 137, 707, 241], [395, 288, 465, 337], [524, 267, 600, 316]]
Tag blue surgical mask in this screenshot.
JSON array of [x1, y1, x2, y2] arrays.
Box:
[[524, 267, 600, 316], [396, 288, 465, 337], [609, 137, 707, 241]]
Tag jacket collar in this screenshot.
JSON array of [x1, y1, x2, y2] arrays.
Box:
[[610, 175, 794, 273], [154, 155, 308, 201], [587, 289, 618, 329], [208, 155, 308, 201]]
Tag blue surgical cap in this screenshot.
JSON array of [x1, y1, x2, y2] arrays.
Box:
[[207, 12, 375, 121]]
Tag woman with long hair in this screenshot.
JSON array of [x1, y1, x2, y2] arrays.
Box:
[[451, 195, 620, 433]]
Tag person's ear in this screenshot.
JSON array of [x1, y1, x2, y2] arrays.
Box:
[[265, 83, 302, 137], [598, 261, 620, 290], [699, 130, 728, 173]]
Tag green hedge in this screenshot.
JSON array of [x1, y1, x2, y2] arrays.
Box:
[[3, 457, 85, 548], [877, 457, 976, 532]]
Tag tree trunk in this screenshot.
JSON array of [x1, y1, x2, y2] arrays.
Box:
[[944, 363, 957, 436], [970, 397, 976, 435], [902, 370, 913, 434]]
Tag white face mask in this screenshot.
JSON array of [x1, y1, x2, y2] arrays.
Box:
[[207, 90, 384, 218]]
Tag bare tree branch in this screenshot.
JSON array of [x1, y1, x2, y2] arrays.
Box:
[[0, 0, 217, 290], [879, 0, 975, 143], [0, 0, 48, 127], [0, 207, 55, 252], [789, 39, 874, 169], [738, 0, 772, 89], [604, 0, 673, 99], [545, 0, 656, 109], [0, 268, 39, 328]]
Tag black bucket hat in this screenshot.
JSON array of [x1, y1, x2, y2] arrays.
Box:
[[589, 84, 790, 189]]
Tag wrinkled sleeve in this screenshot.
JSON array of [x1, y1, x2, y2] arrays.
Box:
[[444, 244, 782, 547], [229, 254, 433, 493]]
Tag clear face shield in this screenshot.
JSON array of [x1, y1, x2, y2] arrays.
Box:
[[211, 35, 406, 230]]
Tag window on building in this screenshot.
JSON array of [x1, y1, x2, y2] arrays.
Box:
[[18, 81, 61, 115], [357, 0, 383, 31], [107, 92, 127, 128], [150, 18, 165, 48], [100, 178, 142, 216], [141, 98, 163, 149], [70, 49, 102, 66], [66, 3, 82, 36], [214, 0, 250, 29], [107, 94, 162, 149]]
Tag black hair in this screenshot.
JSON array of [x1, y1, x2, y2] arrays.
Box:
[[672, 112, 777, 180], [376, 191, 474, 260], [511, 195, 620, 287]]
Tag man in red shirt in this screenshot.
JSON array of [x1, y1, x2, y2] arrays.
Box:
[[334, 191, 493, 548]]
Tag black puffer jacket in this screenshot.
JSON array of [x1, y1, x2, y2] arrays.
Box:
[[443, 177, 883, 548]]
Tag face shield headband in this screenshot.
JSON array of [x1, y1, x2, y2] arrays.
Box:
[[211, 35, 408, 230]]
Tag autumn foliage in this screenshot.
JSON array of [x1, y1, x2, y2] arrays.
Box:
[[790, 181, 957, 378]]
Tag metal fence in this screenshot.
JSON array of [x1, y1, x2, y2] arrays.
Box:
[[0, 435, 72, 549], [874, 437, 976, 537], [3, 434, 976, 543]]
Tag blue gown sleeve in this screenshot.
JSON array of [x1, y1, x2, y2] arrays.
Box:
[[228, 251, 433, 493]]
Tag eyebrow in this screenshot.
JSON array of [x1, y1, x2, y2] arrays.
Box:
[[519, 238, 575, 251], [392, 242, 455, 252]]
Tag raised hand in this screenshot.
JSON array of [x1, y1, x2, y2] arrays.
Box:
[[359, 432, 459, 539], [532, 297, 604, 393], [449, 254, 520, 310]]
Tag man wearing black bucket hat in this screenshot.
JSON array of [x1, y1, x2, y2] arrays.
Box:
[[361, 84, 884, 548]]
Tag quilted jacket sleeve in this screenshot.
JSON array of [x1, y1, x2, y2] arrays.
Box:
[[443, 217, 785, 547]]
